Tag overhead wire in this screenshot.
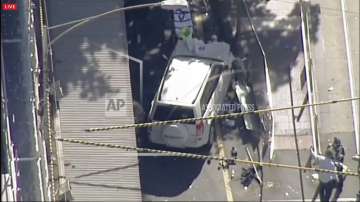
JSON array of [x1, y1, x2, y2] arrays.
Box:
[[56, 137, 359, 177], [47, 2, 162, 30], [43, 0, 360, 199], [85, 97, 360, 132], [47, 2, 162, 46]]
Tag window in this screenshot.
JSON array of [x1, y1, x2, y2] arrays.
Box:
[[154, 104, 195, 122], [199, 64, 222, 115]]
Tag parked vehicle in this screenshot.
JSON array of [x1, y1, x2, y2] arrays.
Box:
[[147, 39, 234, 148]]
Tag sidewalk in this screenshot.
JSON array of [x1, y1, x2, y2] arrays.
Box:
[[342, 0, 359, 155], [309, 0, 359, 199], [310, 0, 357, 147], [242, 0, 312, 148], [224, 1, 315, 200]]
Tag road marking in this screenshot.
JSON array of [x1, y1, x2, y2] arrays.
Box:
[[216, 137, 234, 202]]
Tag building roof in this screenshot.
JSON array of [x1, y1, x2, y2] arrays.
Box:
[[47, 0, 142, 200]]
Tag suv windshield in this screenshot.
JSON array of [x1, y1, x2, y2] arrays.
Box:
[[154, 105, 195, 122]]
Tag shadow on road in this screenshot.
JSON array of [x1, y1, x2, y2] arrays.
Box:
[[228, 0, 320, 108], [125, 0, 176, 112], [138, 139, 210, 197]]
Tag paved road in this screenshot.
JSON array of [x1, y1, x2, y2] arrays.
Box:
[[1, 1, 42, 201]]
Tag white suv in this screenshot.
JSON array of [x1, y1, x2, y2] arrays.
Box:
[[148, 54, 233, 148]]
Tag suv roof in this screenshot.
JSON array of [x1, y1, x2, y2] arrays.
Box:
[[158, 56, 216, 105]]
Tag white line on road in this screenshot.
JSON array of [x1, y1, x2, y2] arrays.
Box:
[[216, 136, 234, 202]]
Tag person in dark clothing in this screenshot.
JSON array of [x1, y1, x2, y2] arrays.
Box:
[[230, 147, 238, 159], [333, 138, 345, 162], [229, 147, 238, 179], [330, 137, 346, 201]]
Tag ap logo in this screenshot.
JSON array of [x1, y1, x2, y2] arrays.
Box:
[[105, 89, 131, 118]]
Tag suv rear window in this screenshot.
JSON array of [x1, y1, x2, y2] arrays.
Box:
[[153, 105, 195, 122]]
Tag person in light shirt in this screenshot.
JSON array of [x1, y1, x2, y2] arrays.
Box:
[[310, 147, 343, 202]]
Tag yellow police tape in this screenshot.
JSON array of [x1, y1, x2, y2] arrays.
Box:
[[57, 137, 359, 177], [86, 97, 360, 132]]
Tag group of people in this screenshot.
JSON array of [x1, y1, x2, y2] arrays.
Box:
[[215, 137, 350, 201], [310, 137, 346, 202]]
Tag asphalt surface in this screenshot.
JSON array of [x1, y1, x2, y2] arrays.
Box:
[[1, 1, 42, 201]]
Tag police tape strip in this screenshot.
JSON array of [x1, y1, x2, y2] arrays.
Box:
[[86, 97, 360, 132], [56, 137, 359, 177]]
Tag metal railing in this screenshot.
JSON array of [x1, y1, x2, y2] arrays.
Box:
[[242, 0, 275, 160], [299, 0, 320, 154], [26, 0, 50, 200], [39, 0, 60, 200]]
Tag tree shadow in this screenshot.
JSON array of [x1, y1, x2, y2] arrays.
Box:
[[47, 0, 130, 101], [232, 0, 319, 92], [125, 0, 177, 112], [205, 0, 320, 160]]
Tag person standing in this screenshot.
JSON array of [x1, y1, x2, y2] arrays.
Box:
[[330, 137, 346, 201], [311, 147, 338, 202], [330, 137, 345, 163], [230, 147, 238, 179]]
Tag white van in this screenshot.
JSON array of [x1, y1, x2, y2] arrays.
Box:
[[148, 54, 233, 148]]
